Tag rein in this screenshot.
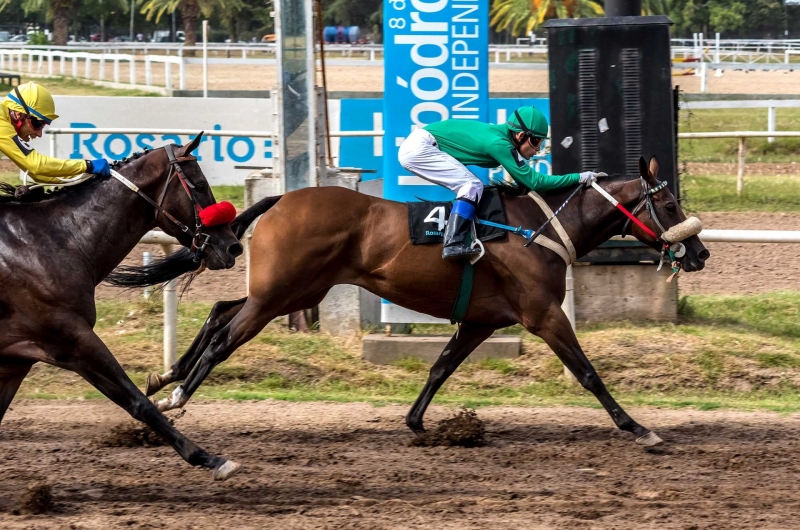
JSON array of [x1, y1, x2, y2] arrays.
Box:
[[110, 144, 234, 262]]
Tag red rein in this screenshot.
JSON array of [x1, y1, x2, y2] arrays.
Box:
[[614, 203, 658, 240], [199, 201, 237, 227]]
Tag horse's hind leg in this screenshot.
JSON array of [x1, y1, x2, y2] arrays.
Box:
[[155, 297, 281, 412], [405, 324, 496, 435], [145, 297, 247, 396], [531, 304, 661, 446], [0, 363, 33, 426]]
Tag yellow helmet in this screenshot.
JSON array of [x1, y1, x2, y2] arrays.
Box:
[[4, 81, 58, 123]]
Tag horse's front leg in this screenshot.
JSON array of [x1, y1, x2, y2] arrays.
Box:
[[51, 325, 243, 480], [406, 323, 496, 435], [529, 303, 663, 446]]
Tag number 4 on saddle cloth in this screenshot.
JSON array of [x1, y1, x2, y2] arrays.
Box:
[[407, 188, 508, 246]]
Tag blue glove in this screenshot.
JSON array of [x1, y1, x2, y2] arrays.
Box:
[[87, 158, 111, 177]]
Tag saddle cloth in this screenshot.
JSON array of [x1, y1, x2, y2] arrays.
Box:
[[408, 188, 507, 245]]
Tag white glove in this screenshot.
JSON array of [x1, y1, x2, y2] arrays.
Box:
[[579, 171, 607, 186]]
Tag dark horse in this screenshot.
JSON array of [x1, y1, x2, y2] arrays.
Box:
[[116, 156, 709, 447], [0, 134, 247, 480]]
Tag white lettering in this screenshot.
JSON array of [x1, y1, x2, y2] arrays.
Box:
[[411, 68, 449, 100], [452, 94, 479, 112], [411, 0, 448, 13], [395, 35, 449, 67], [411, 12, 448, 33], [452, 5, 479, 22], [452, 40, 478, 55], [452, 25, 479, 39], [452, 73, 479, 91], [452, 56, 480, 70]]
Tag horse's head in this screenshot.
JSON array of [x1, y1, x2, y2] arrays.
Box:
[[142, 133, 242, 270], [620, 156, 709, 273]]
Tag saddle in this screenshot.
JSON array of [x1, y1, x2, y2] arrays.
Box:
[[407, 188, 507, 245]]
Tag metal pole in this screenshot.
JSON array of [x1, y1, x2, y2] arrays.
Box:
[[737, 137, 746, 196], [202, 20, 209, 98], [143, 251, 153, 300], [130, 0, 135, 43], [768, 107, 776, 143], [160, 244, 178, 372]]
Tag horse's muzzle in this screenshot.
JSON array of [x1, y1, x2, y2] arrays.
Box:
[[682, 248, 710, 272]]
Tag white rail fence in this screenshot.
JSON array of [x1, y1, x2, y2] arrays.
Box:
[[0, 48, 186, 91]]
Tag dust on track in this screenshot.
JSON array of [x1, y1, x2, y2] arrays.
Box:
[[1, 400, 799, 529]]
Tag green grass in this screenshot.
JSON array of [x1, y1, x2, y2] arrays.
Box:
[[14, 293, 800, 414], [681, 173, 800, 212], [211, 185, 245, 210], [680, 108, 800, 163], [0, 76, 160, 97]]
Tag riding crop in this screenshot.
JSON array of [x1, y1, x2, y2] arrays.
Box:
[[523, 173, 607, 248]]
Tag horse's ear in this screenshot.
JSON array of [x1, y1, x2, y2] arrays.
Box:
[[183, 132, 204, 156], [638, 156, 648, 179], [648, 155, 660, 181]]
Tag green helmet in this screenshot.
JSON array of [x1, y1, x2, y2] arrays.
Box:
[[506, 106, 549, 139]]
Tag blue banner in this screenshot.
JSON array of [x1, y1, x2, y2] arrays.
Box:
[[382, 0, 490, 203], [338, 98, 553, 188]]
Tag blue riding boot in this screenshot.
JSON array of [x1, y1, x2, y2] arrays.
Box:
[[443, 199, 480, 261]]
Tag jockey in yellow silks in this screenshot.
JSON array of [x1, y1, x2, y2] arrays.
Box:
[[0, 82, 110, 191]]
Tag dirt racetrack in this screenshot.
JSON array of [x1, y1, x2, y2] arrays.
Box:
[[1, 401, 799, 529]]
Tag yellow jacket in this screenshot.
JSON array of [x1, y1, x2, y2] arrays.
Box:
[[0, 101, 87, 184]]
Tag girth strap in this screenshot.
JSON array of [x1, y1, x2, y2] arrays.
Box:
[[527, 191, 576, 265]]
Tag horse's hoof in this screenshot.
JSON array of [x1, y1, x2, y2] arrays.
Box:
[[145, 372, 164, 397], [635, 431, 664, 447], [212, 460, 242, 481]]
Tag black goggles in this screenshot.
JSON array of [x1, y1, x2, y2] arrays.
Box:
[[14, 86, 49, 130]]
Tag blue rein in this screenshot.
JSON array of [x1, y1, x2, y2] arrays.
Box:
[[475, 218, 533, 240]]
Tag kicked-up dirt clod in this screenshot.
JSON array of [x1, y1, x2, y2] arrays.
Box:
[[19, 483, 52, 514], [411, 408, 486, 447]]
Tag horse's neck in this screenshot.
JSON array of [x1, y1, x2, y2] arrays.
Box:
[[69, 164, 160, 283], [558, 180, 642, 259]]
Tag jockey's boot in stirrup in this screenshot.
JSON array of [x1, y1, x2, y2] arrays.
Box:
[[442, 199, 481, 261]]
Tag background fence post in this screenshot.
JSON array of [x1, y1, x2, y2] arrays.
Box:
[[737, 137, 746, 196], [160, 244, 178, 372]]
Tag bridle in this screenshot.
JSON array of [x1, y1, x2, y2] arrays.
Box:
[[110, 144, 218, 262], [620, 177, 669, 240], [591, 177, 695, 280]]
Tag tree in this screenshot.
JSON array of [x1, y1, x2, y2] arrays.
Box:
[[139, 0, 244, 48], [490, 0, 604, 37], [13, 0, 78, 45]]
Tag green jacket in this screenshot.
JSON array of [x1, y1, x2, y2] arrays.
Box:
[[424, 119, 580, 192]]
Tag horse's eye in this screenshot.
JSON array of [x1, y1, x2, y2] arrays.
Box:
[[665, 202, 677, 212]]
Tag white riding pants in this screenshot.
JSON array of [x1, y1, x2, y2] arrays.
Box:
[[398, 129, 484, 203]]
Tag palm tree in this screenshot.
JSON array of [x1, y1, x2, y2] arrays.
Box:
[[490, 0, 604, 37], [13, 0, 77, 45], [139, 0, 244, 49]]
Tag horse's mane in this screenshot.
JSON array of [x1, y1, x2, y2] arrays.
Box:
[[0, 147, 165, 204]]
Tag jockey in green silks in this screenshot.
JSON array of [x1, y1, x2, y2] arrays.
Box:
[[398, 106, 600, 260]]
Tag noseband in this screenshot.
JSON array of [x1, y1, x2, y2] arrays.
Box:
[[111, 144, 232, 262]]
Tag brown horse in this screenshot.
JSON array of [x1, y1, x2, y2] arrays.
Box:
[[116, 156, 709, 446], [0, 135, 246, 480]]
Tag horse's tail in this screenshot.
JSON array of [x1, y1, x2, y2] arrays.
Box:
[[104, 195, 283, 288]]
